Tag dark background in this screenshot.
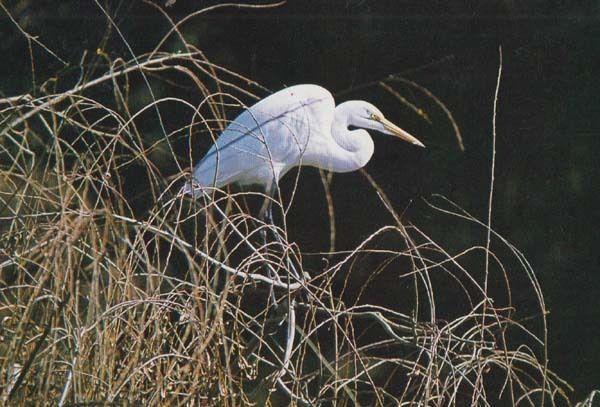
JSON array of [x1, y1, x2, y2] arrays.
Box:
[[1, 0, 599, 401]]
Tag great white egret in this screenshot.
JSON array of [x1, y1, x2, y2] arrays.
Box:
[[180, 84, 423, 400], [183, 84, 424, 212]]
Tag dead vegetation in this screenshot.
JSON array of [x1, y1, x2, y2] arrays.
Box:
[[0, 2, 573, 405]]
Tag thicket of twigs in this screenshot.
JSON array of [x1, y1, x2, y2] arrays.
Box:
[[0, 3, 576, 406]]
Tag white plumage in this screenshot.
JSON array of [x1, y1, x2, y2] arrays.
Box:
[[184, 84, 424, 196]]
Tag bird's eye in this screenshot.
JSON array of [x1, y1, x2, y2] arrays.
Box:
[[370, 113, 380, 121]]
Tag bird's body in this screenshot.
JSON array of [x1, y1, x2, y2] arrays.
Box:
[[184, 84, 423, 196]]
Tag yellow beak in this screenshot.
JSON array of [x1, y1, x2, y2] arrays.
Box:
[[380, 117, 425, 148]]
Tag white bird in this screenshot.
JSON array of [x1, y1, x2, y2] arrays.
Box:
[[183, 84, 424, 218]]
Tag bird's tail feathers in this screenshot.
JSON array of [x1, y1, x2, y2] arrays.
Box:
[[180, 180, 204, 198]]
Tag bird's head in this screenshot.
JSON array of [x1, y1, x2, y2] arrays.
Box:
[[342, 100, 425, 148]]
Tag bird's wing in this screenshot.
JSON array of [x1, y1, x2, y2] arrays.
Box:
[[190, 84, 335, 188]]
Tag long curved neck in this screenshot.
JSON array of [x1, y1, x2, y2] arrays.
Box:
[[323, 105, 375, 173]]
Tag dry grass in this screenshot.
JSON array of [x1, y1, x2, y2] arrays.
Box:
[[0, 3, 575, 406]]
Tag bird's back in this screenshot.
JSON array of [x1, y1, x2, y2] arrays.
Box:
[[190, 84, 335, 189]]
